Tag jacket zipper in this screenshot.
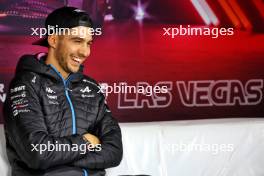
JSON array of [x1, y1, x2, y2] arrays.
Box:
[[50, 65, 88, 175], [49, 65, 77, 134], [82, 169, 88, 176]]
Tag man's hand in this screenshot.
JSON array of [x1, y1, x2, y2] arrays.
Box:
[[83, 133, 101, 145]]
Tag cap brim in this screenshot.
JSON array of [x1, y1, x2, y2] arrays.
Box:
[[32, 37, 49, 47]]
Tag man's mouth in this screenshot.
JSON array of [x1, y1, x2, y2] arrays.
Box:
[[72, 56, 82, 65]]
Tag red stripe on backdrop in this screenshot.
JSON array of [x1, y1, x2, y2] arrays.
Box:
[[218, 0, 242, 28]]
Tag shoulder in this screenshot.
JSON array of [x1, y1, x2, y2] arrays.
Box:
[[9, 71, 41, 95], [79, 75, 106, 100], [81, 75, 101, 90]]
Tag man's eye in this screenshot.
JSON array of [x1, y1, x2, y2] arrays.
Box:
[[74, 40, 81, 43]]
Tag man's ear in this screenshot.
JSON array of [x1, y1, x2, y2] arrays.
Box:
[[47, 35, 58, 48]]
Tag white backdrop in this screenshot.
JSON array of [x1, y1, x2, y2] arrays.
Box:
[[1, 118, 264, 176]]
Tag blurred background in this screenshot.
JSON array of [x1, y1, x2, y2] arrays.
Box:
[[0, 0, 264, 122]]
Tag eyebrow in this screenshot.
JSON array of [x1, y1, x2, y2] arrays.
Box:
[[70, 37, 93, 43]]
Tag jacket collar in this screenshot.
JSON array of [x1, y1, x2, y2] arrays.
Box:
[[15, 53, 84, 84]]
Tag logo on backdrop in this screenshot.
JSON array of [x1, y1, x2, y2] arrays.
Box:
[[116, 81, 173, 109], [100, 79, 263, 109], [176, 79, 263, 107], [0, 83, 6, 103]]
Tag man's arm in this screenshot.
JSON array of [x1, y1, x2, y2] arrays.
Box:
[[71, 97, 123, 169], [4, 80, 88, 170]]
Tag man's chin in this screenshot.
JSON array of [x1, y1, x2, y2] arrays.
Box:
[[67, 64, 80, 73], [69, 67, 80, 73]]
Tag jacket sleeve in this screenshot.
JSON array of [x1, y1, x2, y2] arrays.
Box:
[[71, 96, 123, 169], [4, 80, 87, 170]]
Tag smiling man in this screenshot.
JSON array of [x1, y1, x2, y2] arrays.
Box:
[[46, 25, 93, 79], [3, 6, 122, 176]]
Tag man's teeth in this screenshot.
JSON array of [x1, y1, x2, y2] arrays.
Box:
[[73, 57, 81, 63]]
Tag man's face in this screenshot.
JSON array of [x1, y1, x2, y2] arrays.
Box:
[[54, 26, 93, 74]]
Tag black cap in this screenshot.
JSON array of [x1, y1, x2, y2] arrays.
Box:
[[33, 6, 93, 47]]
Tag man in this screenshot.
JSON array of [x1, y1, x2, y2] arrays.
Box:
[[3, 6, 123, 176]]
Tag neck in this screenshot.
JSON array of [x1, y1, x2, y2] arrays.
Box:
[[45, 50, 69, 80]]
